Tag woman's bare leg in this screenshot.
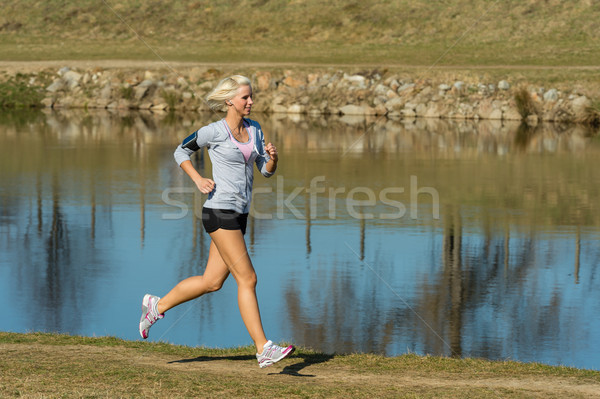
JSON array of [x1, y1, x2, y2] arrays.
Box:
[[209, 228, 268, 353], [156, 240, 230, 314]]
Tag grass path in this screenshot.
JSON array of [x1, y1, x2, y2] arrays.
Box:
[[1, 333, 599, 398]]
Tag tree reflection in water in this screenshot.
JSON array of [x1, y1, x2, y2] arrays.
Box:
[[1, 109, 599, 369]]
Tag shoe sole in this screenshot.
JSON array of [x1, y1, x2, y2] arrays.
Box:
[[139, 294, 151, 339]]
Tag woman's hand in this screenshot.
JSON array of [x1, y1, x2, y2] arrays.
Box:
[[195, 177, 215, 194], [265, 142, 278, 163]]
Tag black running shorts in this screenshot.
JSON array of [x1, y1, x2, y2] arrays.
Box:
[[202, 207, 249, 235]]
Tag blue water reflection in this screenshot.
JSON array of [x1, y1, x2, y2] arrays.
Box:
[[1, 109, 599, 371]]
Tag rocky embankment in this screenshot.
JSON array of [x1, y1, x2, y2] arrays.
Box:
[[22, 66, 598, 123]]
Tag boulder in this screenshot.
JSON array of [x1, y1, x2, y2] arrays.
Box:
[[543, 89, 559, 102], [46, 79, 65, 93], [339, 104, 374, 115], [498, 80, 510, 90], [287, 104, 305, 114], [572, 96, 591, 119], [503, 107, 522, 120], [271, 104, 288, 113], [283, 76, 304, 88]]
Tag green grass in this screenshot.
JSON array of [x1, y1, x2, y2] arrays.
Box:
[[0, 332, 600, 384], [1, 0, 599, 66]]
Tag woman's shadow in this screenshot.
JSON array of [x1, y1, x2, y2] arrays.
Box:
[[168, 352, 334, 377]]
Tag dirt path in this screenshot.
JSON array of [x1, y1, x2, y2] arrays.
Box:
[[3, 343, 599, 398], [2, 60, 600, 74]]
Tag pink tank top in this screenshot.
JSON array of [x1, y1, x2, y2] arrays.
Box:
[[223, 120, 254, 163]]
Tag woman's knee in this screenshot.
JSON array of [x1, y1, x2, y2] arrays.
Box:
[[205, 278, 226, 293], [237, 271, 257, 289]]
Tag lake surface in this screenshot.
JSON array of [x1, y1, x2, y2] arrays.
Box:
[[1, 109, 599, 370]]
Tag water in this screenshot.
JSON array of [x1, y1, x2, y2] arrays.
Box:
[[1, 109, 599, 370]]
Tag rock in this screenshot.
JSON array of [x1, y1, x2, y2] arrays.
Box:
[[489, 108, 503, 120], [188, 67, 203, 84], [176, 77, 188, 87], [425, 103, 443, 118], [384, 97, 405, 111], [398, 83, 415, 93], [453, 81, 465, 91], [419, 86, 433, 97], [100, 85, 112, 100], [343, 74, 366, 86], [271, 104, 288, 113], [339, 104, 374, 115], [374, 84, 388, 96], [543, 89, 559, 102], [283, 76, 304, 88], [503, 107, 522, 120], [199, 81, 213, 90], [151, 103, 169, 111], [134, 86, 149, 101], [401, 108, 416, 118], [63, 70, 82, 89], [438, 84, 451, 91], [572, 96, 591, 119], [256, 71, 273, 91], [41, 98, 54, 108], [46, 79, 65, 93], [527, 114, 539, 126], [477, 99, 494, 119], [138, 80, 155, 88], [287, 104, 305, 114], [58, 67, 70, 76], [374, 104, 388, 116], [498, 80, 510, 90]]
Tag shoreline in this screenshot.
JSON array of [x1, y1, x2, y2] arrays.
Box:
[[2, 331, 599, 398], [2, 63, 599, 126]]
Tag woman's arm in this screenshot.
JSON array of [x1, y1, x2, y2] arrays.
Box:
[[180, 160, 215, 194]]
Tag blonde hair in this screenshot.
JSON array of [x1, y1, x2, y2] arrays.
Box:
[[206, 75, 252, 112]]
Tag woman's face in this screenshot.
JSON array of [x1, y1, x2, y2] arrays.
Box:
[[228, 85, 254, 116]]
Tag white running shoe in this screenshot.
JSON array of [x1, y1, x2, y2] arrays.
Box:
[[139, 294, 164, 339], [256, 340, 295, 368]]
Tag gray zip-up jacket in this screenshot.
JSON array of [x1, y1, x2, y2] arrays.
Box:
[[174, 118, 274, 214]]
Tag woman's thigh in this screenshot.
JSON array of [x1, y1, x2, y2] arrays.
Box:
[[209, 228, 255, 283], [203, 240, 231, 289]]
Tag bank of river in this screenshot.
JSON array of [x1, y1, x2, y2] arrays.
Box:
[[2, 63, 599, 126], [1, 332, 599, 398]]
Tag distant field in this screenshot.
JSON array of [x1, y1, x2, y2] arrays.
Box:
[[1, 0, 599, 66]]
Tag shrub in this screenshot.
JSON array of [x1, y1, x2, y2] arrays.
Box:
[[582, 101, 600, 128], [514, 87, 537, 118], [160, 89, 181, 110], [0, 76, 44, 108]]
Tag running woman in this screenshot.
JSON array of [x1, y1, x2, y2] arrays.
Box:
[[139, 75, 294, 368]]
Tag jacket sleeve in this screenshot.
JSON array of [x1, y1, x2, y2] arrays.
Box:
[[174, 125, 216, 166], [253, 122, 274, 178]]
